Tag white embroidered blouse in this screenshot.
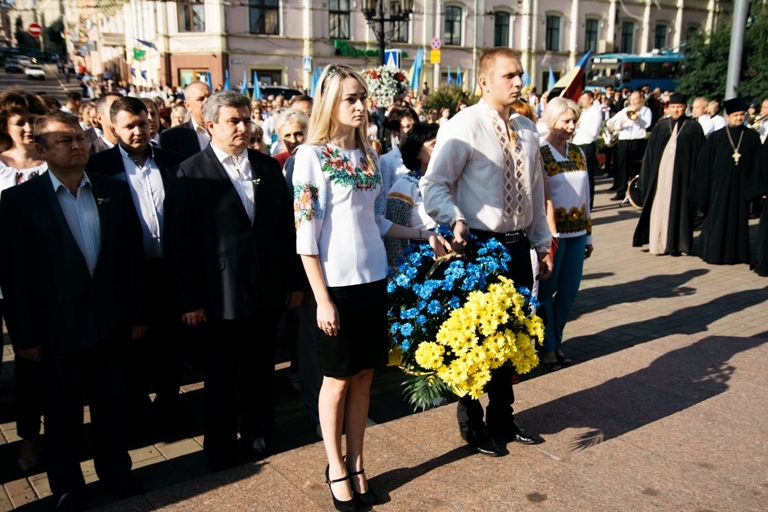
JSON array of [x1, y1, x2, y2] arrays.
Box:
[[293, 144, 393, 287]]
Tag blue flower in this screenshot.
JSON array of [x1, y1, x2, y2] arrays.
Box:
[[387, 268, 395, 277], [408, 252, 423, 265], [448, 296, 461, 309], [416, 315, 427, 325], [417, 300, 427, 311], [518, 286, 531, 297], [387, 281, 397, 293], [400, 308, 419, 320], [441, 279, 455, 292], [400, 323, 414, 337], [395, 256, 406, 266], [390, 322, 401, 334], [401, 340, 411, 351], [427, 300, 443, 315], [406, 266, 418, 279], [395, 273, 411, 288]]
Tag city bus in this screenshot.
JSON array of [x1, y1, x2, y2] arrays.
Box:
[[586, 52, 684, 92]]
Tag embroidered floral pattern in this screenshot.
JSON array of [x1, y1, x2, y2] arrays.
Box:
[[554, 203, 590, 235], [294, 181, 325, 228], [541, 144, 586, 177], [15, 170, 40, 185], [321, 145, 381, 191]]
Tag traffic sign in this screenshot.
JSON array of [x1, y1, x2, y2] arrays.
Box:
[[303, 56, 313, 72], [28, 23, 42, 38], [430, 50, 441, 65], [384, 49, 400, 69], [431, 37, 442, 50]]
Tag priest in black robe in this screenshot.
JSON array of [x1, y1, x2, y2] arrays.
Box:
[[749, 140, 768, 276], [696, 97, 761, 265], [633, 94, 706, 255]]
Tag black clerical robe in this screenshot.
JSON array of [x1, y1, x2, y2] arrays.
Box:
[[633, 117, 706, 254], [750, 140, 768, 276], [696, 125, 761, 264]]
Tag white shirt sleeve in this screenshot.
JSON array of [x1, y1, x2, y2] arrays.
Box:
[[292, 146, 326, 255], [421, 123, 472, 226]]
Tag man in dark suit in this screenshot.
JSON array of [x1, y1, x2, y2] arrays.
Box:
[[86, 97, 188, 432], [164, 91, 302, 472], [159, 81, 212, 159], [89, 92, 122, 155], [0, 112, 146, 509]]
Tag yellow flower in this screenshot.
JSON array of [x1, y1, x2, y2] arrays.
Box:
[[555, 207, 567, 223], [546, 161, 560, 177], [415, 342, 445, 370]]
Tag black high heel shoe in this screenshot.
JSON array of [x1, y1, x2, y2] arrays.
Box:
[[325, 464, 363, 512], [348, 467, 378, 505]]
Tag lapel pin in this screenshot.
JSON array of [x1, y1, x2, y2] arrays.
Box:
[[253, 178, 261, 185], [97, 197, 110, 205]]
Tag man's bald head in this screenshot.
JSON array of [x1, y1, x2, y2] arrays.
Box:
[[184, 82, 213, 125]]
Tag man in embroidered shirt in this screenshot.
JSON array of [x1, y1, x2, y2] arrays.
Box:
[[607, 91, 652, 201], [422, 47, 552, 457], [164, 91, 302, 472]]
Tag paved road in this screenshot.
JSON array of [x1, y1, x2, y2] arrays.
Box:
[[0, 63, 73, 102]]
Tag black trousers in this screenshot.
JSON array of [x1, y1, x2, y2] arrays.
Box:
[[575, 142, 597, 209], [203, 307, 280, 464], [456, 232, 534, 430], [43, 342, 131, 500], [125, 258, 183, 416], [615, 139, 646, 199]]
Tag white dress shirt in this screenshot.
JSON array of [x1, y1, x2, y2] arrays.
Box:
[[379, 145, 410, 194], [116, 145, 165, 259], [697, 114, 715, 137], [191, 119, 211, 151], [572, 103, 603, 145], [711, 115, 726, 131], [608, 106, 652, 140], [211, 144, 255, 223], [421, 102, 551, 252], [759, 120, 768, 144], [50, 172, 101, 276], [100, 135, 115, 149]]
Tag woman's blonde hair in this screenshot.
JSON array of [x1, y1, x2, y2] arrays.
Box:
[[542, 97, 581, 130], [305, 64, 376, 171]]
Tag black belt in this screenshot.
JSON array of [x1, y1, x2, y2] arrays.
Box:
[[472, 229, 527, 245]]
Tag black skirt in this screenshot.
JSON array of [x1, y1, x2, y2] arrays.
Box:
[[317, 279, 388, 378]]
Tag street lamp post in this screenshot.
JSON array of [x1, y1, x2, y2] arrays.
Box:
[[361, 0, 414, 66]]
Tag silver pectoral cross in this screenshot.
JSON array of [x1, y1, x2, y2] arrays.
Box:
[[733, 151, 741, 165]]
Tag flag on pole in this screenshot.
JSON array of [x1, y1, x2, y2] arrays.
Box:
[[550, 50, 593, 101], [130, 67, 136, 77], [408, 47, 424, 93], [522, 69, 531, 89], [548, 66, 556, 91], [241, 69, 248, 96], [252, 71, 262, 99], [309, 66, 322, 98], [446, 66, 453, 86], [456, 66, 463, 90], [224, 69, 231, 91]]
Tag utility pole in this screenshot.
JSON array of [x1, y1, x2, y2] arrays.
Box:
[[725, 0, 750, 99]]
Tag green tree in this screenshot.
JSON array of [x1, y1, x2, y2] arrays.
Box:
[[678, 4, 768, 102]]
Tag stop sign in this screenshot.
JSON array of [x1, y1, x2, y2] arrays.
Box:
[[28, 23, 42, 38]]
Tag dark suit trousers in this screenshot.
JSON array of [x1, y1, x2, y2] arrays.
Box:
[[616, 139, 646, 198], [43, 342, 131, 500], [204, 307, 280, 463], [457, 234, 534, 430], [575, 142, 596, 209], [126, 258, 183, 415]]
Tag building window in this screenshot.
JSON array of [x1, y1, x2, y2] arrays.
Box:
[[178, 0, 205, 33], [329, 0, 350, 40], [545, 15, 560, 52], [585, 18, 599, 53], [391, 1, 409, 42], [444, 6, 462, 46], [685, 24, 700, 41], [249, 0, 279, 35], [621, 22, 634, 53], [654, 24, 667, 50], [494, 12, 510, 47]]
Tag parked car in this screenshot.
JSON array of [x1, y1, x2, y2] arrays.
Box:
[[259, 86, 303, 101], [24, 64, 45, 80], [4, 58, 22, 73], [17, 56, 31, 67]]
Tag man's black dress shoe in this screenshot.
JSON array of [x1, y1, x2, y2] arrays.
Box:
[[609, 194, 625, 201], [490, 419, 538, 445], [54, 489, 86, 511], [243, 436, 269, 459], [460, 427, 501, 456], [209, 455, 236, 473]]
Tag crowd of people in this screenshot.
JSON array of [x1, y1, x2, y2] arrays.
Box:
[[0, 45, 767, 512]]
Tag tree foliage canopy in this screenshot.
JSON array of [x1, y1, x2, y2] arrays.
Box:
[[678, 4, 768, 102]]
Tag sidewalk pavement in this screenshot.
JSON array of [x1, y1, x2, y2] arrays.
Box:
[[1, 175, 767, 511]]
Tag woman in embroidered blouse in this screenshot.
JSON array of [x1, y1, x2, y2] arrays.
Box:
[[0, 87, 48, 473], [384, 122, 439, 266], [538, 97, 594, 372], [293, 64, 449, 512]]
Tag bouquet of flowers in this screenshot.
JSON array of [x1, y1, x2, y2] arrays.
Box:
[[362, 66, 409, 107], [388, 227, 544, 411]]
